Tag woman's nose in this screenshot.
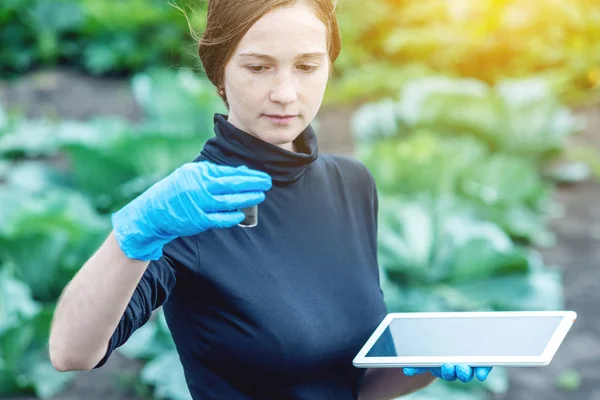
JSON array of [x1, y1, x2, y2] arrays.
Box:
[[269, 74, 298, 104]]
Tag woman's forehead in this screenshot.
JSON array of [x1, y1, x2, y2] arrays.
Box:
[[236, 3, 327, 54]]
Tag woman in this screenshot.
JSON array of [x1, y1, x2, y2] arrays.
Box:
[[48, 0, 491, 399]]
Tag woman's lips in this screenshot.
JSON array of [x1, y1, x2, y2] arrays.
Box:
[[264, 115, 297, 124]]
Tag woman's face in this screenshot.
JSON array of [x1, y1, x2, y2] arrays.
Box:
[[223, 2, 330, 151]]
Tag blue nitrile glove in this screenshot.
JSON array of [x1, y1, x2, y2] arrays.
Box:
[[403, 364, 493, 383], [112, 161, 272, 261]]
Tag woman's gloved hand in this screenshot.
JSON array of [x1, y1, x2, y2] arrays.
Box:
[[112, 161, 272, 260], [403, 364, 493, 383]]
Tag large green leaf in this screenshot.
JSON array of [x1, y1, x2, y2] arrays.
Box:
[[62, 142, 138, 210], [0, 120, 60, 158], [0, 185, 107, 237], [0, 300, 76, 398], [493, 78, 586, 157], [140, 350, 192, 400], [1, 233, 70, 302], [0, 185, 108, 301], [354, 76, 582, 164], [358, 129, 555, 244], [1, 305, 43, 371], [0, 268, 40, 335], [120, 309, 175, 361], [0, 103, 7, 131], [325, 62, 435, 106], [19, 306, 76, 399], [110, 131, 210, 178], [56, 118, 140, 210], [2, 160, 70, 192], [384, 254, 564, 313], [396, 76, 496, 137], [131, 68, 226, 134], [26, 359, 76, 399], [351, 97, 402, 141], [379, 269, 459, 313], [0, 369, 23, 397], [458, 154, 550, 210], [378, 196, 529, 286], [377, 197, 444, 285], [119, 310, 188, 400], [360, 130, 488, 197], [26, 0, 85, 33], [466, 200, 557, 247], [56, 69, 225, 211], [377, 195, 563, 313], [443, 234, 529, 285], [0, 115, 123, 160], [1, 0, 205, 75], [394, 76, 583, 161], [0, 273, 74, 398], [62, 129, 212, 211], [450, 256, 565, 311]]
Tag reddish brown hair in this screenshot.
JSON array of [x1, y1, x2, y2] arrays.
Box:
[[196, 0, 341, 105]]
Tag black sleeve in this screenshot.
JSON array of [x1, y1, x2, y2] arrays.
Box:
[[368, 170, 385, 299], [368, 169, 379, 253], [93, 235, 195, 368], [345, 156, 385, 298]]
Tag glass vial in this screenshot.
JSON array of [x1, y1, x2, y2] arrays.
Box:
[[238, 205, 258, 228]]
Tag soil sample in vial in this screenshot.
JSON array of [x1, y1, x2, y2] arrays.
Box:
[[238, 205, 258, 228]]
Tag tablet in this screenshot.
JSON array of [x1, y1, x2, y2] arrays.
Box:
[[353, 311, 577, 368]]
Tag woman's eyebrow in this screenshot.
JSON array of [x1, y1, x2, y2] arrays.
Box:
[[238, 52, 326, 61]]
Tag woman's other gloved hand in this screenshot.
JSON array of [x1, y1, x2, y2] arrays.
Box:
[[403, 364, 493, 383], [112, 161, 272, 260]]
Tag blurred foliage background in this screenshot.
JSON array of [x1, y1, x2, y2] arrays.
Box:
[[0, 0, 599, 399]]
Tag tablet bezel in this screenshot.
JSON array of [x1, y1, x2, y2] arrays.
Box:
[[353, 311, 577, 368]]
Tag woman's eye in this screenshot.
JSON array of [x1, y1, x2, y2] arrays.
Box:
[[246, 65, 317, 73], [298, 65, 317, 72], [247, 66, 267, 73]]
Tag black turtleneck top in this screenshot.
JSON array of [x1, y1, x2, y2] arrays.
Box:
[[94, 114, 388, 400]]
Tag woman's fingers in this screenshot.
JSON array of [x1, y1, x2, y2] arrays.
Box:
[[203, 162, 270, 180], [456, 364, 474, 383], [207, 175, 272, 195], [441, 364, 458, 381], [403, 364, 490, 383], [205, 211, 246, 228], [475, 367, 493, 381], [209, 192, 266, 212], [403, 367, 430, 376]]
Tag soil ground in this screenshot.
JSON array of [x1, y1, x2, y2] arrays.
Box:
[[1, 68, 599, 400]]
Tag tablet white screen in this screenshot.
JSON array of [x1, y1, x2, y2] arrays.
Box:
[[366, 316, 563, 358]]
